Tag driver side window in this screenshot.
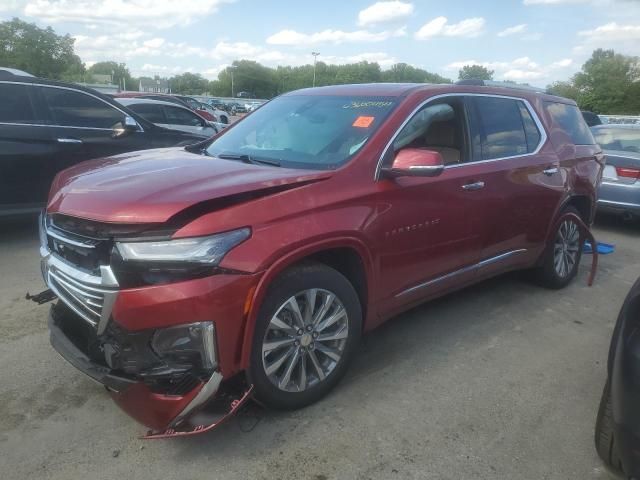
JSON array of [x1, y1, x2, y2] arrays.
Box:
[[392, 97, 468, 166]]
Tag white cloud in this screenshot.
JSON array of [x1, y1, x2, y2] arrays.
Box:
[[524, 0, 590, 4], [551, 58, 573, 68], [578, 22, 640, 42], [415, 16, 485, 40], [266, 27, 406, 46], [324, 51, 398, 67], [357, 1, 414, 26], [23, 0, 233, 28], [497, 24, 527, 37], [445, 56, 576, 83]]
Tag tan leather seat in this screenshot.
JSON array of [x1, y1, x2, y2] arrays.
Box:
[[424, 121, 461, 165]]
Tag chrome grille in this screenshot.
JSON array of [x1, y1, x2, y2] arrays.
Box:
[[40, 213, 119, 333]]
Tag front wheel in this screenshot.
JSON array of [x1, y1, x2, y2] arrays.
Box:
[[248, 263, 362, 409], [536, 206, 584, 289]]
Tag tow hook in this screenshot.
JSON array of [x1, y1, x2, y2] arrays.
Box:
[[26, 288, 56, 305]]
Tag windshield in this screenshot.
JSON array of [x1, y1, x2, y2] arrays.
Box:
[[206, 95, 398, 169], [593, 127, 640, 153]]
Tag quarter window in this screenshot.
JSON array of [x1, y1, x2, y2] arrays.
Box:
[[0, 83, 36, 124], [473, 97, 528, 160], [544, 102, 595, 145], [42, 87, 123, 129]]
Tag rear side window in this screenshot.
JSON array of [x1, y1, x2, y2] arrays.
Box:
[[164, 106, 203, 126], [517, 102, 542, 153], [42, 87, 123, 129], [544, 102, 595, 145], [0, 83, 36, 124], [128, 103, 166, 124], [473, 97, 529, 160]]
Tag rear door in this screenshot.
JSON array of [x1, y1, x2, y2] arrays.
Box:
[[0, 81, 58, 212], [465, 95, 563, 275]]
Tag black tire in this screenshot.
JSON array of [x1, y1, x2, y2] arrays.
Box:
[[220, 115, 228, 125], [536, 206, 585, 289], [595, 378, 626, 476], [247, 262, 362, 410]]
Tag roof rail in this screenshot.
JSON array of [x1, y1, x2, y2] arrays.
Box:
[[455, 79, 547, 94]]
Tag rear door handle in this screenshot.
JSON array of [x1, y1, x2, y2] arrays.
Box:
[[57, 138, 83, 144], [543, 166, 559, 176], [462, 181, 485, 191]]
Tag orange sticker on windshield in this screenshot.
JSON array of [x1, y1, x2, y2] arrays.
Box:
[[352, 116, 375, 128]]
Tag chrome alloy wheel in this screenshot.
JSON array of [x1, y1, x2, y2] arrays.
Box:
[[261, 289, 349, 393], [554, 219, 581, 278]]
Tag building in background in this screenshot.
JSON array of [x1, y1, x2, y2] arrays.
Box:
[[139, 76, 170, 93]]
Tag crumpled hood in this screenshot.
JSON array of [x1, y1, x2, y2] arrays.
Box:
[[47, 148, 331, 223]]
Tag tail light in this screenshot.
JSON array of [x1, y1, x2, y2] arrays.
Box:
[[615, 167, 640, 180]]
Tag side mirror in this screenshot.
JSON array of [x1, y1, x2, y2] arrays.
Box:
[[112, 115, 140, 138], [381, 148, 445, 178]]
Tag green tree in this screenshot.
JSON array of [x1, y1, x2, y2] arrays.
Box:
[[0, 17, 84, 79], [381, 63, 451, 84], [547, 80, 580, 101], [458, 64, 494, 81], [217, 60, 278, 98], [169, 72, 209, 95], [88, 61, 135, 89]]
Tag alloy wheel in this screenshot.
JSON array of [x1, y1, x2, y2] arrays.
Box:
[[261, 289, 349, 392], [554, 219, 581, 278]]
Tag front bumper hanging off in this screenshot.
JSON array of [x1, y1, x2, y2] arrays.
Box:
[[48, 303, 253, 439]]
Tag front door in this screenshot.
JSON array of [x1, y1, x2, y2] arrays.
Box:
[[371, 95, 488, 319]]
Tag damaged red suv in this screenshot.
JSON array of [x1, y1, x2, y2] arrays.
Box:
[[40, 82, 603, 437]]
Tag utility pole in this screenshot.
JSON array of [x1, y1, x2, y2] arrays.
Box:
[[229, 65, 237, 98], [311, 52, 320, 87]]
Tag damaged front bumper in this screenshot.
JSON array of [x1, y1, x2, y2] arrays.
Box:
[[48, 303, 252, 438]]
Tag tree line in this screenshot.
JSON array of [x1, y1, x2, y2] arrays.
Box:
[[1, 18, 638, 114]]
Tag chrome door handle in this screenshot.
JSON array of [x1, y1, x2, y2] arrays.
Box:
[[543, 166, 559, 176], [57, 138, 83, 144], [462, 181, 485, 191]]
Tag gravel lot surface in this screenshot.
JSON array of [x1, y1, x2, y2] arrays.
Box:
[[1, 214, 638, 480]]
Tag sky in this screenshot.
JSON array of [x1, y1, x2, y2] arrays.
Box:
[[1, 0, 640, 86]]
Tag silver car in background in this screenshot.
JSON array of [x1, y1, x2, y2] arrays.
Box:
[[592, 125, 640, 220], [115, 98, 218, 138]]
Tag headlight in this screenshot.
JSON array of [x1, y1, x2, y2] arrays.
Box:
[[152, 321, 217, 371], [116, 228, 250, 265]]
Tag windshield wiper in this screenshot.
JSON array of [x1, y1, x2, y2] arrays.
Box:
[[216, 153, 281, 167]]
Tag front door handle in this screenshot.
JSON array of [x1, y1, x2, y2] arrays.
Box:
[[543, 166, 559, 176], [57, 138, 83, 144], [462, 181, 485, 191]]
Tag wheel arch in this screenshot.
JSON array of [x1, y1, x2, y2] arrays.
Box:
[[238, 237, 375, 370]]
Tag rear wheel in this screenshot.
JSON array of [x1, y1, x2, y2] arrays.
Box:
[[536, 206, 584, 289], [595, 378, 625, 476], [248, 263, 362, 409]]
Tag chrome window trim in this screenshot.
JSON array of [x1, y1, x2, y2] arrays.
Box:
[[374, 93, 548, 180], [396, 248, 527, 298], [0, 80, 144, 132]]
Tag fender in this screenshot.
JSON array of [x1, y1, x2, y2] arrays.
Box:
[[237, 235, 376, 371]]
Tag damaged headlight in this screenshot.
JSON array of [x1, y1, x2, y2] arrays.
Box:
[[152, 321, 217, 372], [112, 228, 250, 287], [116, 228, 250, 265]]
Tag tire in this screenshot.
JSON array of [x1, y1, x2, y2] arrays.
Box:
[[536, 206, 585, 289], [220, 115, 228, 125], [248, 262, 362, 410], [595, 378, 626, 476]]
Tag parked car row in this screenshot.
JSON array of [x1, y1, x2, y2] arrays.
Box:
[[0, 71, 210, 216]]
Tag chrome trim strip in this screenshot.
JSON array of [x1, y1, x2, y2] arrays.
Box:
[[396, 249, 528, 298], [600, 181, 640, 189], [374, 93, 548, 180], [597, 199, 640, 208], [46, 227, 97, 248], [41, 247, 118, 288], [169, 371, 224, 428]]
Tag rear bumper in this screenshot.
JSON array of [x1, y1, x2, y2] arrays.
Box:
[[597, 181, 640, 215]]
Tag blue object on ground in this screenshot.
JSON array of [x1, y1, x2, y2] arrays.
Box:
[[584, 242, 615, 254]]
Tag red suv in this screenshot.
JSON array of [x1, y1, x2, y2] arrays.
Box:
[[40, 82, 604, 436]]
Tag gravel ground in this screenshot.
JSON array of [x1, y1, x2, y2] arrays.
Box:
[[1, 213, 638, 480]]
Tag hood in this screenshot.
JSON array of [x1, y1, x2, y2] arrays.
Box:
[[47, 148, 332, 224]]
